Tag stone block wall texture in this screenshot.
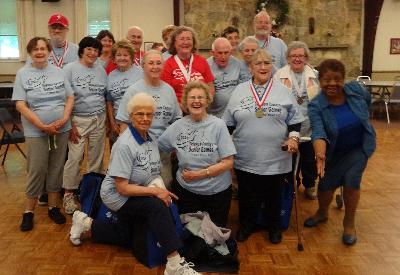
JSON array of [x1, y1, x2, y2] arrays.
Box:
[[184, 0, 362, 78]]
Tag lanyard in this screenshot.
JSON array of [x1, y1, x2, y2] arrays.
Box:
[[260, 36, 270, 49], [134, 51, 142, 66], [250, 78, 273, 109], [50, 41, 68, 68], [174, 54, 193, 83], [290, 70, 306, 97]]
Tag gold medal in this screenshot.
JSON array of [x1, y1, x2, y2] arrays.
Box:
[[297, 97, 304, 105], [256, 108, 264, 118]]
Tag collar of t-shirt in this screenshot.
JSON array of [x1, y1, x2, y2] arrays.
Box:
[[128, 123, 152, 145]]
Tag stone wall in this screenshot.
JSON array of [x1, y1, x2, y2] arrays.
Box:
[[183, 0, 362, 78]]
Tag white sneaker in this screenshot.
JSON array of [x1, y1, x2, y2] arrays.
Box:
[[164, 258, 201, 275], [63, 193, 79, 215], [69, 211, 91, 245]]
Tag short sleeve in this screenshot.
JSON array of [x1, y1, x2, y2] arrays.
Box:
[[107, 142, 135, 179], [12, 71, 26, 101]]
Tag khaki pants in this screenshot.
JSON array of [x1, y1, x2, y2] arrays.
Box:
[[63, 112, 106, 190], [25, 132, 69, 197]]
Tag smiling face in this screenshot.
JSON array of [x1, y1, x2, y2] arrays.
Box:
[[175, 31, 193, 59], [288, 47, 308, 73], [100, 35, 114, 53], [114, 47, 133, 71], [80, 47, 99, 67], [126, 28, 143, 51], [240, 41, 259, 64], [143, 52, 163, 80], [250, 53, 273, 85], [130, 106, 154, 134], [319, 70, 345, 101], [30, 39, 50, 65], [186, 87, 208, 119]]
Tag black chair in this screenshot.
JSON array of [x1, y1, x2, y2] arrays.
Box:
[[0, 108, 26, 165]]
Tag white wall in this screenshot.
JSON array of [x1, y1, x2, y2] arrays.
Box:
[[373, 0, 400, 72], [0, 0, 174, 76]]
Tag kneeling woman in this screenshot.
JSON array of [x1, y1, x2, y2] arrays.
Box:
[[69, 93, 200, 275], [158, 80, 236, 227]]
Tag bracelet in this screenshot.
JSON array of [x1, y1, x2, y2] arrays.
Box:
[[289, 136, 299, 143], [315, 153, 326, 160], [206, 168, 210, 177]]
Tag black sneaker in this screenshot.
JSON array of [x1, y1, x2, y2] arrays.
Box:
[[48, 207, 66, 224], [20, 212, 34, 231], [38, 193, 48, 206]]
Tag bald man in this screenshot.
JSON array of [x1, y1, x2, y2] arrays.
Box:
[[207, 38, 246, 117], [126, 26, 145, 67], [253, 10, 287, 71]]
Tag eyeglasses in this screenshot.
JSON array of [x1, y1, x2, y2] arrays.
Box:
[[289, 55, 306, 59], [254, 61, 272, 66], [188, 95, 206, 101], [132, 112, 154, 119]]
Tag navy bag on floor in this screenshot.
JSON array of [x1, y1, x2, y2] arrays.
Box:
[[256, 176, 294, 230], [131, 203, 184, 268], [79, 172, 183, 268]]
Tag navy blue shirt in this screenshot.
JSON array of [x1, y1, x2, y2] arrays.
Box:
[[331, 102, 363, 152]]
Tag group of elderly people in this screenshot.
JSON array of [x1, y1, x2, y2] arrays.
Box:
[[13, 8, 376, 274]]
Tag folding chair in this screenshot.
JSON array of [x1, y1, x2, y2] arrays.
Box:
[[0, 108, 26, 165]]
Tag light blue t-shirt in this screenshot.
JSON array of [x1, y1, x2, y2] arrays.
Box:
[[158, 115, 236, 195], [239, 61, 252, 83], [116, 79, 182, 139], [64, 61, 107, 116], [256, 36, 287, 71], [106, 66, 144, 116], [223, 79, 304, 175], [12, 63, 73, 137], [100, 126, 161, 211], [207, 56, 247, 117]]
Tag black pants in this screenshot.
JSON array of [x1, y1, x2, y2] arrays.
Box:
[[295, 141, 317, 188], [93, 197, 182, 255], [235, 169, 285, 231], [173, 182, 232, 227]]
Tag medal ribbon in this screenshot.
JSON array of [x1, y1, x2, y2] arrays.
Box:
[[50, 41, 68, 68], [134, 51, 142, 66], [260, 36, 270, 49], [290, 70, 306, 99], [250, 78, 273, 110], [174, 54, 193, 83]]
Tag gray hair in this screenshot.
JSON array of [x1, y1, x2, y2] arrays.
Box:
[[126, 26, 143, 36], [238, 36, 259, 52], [211, 37, 231, 51], [286, 40, 311, 60], [250, 48, 272, 65], [127, 92, 156, 114]]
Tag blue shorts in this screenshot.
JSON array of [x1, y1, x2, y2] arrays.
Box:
[[318, 147, 368, 191]]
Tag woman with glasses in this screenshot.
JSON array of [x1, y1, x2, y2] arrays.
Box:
[[158, 80, 236, 227], [223, 49, 304, 244], [275, 41, 319, 200], [116, 50, 181, 187], [70, 93, 200, 274], [304, 59, 376, 246]]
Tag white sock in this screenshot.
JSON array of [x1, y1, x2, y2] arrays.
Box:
[[167, 254, 182, 268]]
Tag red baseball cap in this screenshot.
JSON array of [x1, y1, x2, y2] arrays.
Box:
[[48, 13, 69, 28]]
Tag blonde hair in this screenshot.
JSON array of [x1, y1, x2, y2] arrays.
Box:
[[127, 92, 156, 114], [181, 80, 213, 113]]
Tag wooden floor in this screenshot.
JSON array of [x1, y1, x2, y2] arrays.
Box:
[[1, 117, 400, 275]]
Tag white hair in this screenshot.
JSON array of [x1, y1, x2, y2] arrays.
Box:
[[126, 26, 143, 36], [127, 92, 156, 114], [211, 37, 231, 51]]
